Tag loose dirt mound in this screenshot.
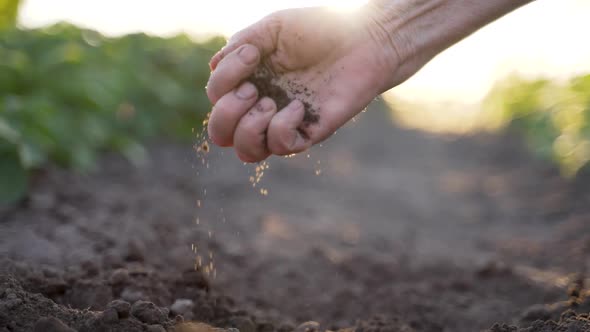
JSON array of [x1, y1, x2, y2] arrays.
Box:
[[1, 103, 589, 331]]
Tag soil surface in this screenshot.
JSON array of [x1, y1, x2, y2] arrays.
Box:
[[1, 101, 590, 332]]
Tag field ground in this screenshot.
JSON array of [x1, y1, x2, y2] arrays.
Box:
[[1, 101, 589, 331]]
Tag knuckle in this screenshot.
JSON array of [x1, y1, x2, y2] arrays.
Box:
[[241, 124, 261, 142], [268, 123, 291, 155]]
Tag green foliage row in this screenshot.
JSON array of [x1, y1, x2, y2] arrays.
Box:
[[484, 73, 590, 176], [0, 23, 224, 203]]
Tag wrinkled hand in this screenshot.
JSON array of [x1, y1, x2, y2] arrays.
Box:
[[206, 6, 400, 162]]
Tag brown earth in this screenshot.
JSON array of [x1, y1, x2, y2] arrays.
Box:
[[1, 101, 589, 332], [247, 64, 319, 125]]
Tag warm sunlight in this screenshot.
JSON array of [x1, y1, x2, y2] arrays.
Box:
[[324, 0, 369, 11], [19, 0, 369, 37], [19, 0, 590, 115]]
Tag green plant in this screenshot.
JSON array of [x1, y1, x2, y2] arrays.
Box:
[[0, 0, 19, 30], [484, 74, 590, 176], [0, 23, 225, 204]]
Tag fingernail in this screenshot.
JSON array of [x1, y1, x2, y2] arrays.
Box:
[[256, 98, 276, 113], [238, 45, 259, 65], [236, 83, 257, 100], [287, 99, 304, 111]]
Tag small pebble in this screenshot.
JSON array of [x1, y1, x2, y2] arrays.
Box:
[[131, 300, 167, 324], [108, 299, 131, 318], [109, 268, 130, 285]]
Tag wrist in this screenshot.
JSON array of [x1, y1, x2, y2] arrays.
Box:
[[364, 0, 534, 90], [363, 0, 439, 91], [361, 0, 415, 91]]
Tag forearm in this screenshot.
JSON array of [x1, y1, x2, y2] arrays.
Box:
[[366, 0, 534, 87]]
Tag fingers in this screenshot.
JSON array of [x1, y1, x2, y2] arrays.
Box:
[[207, 82, 258, 147], [267, 100, 312, 156], [233, 98, 277, 162], [211, 95, 314, 160], [209, 13, 281, 72], [209, 50, 224, 71], [207, 44, 261, 104]]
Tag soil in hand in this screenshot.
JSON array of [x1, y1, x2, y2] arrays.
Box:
[[247, 64, 319, 125]]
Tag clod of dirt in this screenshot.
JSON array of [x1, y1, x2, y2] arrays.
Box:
[[99, 307, 119, 324], [247, 64, 319, 125], [109, 268, 130, 285], [107, 299, 131, 318], [33, 317, 76, 332], [487, 324, 516, 332], [0, 273, 173, 332], [170, 299, 195, 320], [121, 287, 145, 303], [130, 300, 168, 325], [65, 280, 113, 310], [487, 309, 590, 332]]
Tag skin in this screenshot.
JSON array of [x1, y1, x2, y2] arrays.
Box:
[[206, 0, 533, 163]]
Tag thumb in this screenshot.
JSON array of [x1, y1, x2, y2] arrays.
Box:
[[210, 14, 281, 71]]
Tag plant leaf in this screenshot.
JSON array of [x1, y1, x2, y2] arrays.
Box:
[[0, 148, 28, 204]]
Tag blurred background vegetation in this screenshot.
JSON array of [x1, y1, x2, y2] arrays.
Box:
[[483, 74, 590, 177], [0, 0, 223, 203], [1, 0, 589, 204]]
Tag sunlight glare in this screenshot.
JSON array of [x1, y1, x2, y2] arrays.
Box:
[[19, 0, 590, 109], [324, 0, 369, 11]]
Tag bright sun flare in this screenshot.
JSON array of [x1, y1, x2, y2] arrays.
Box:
[[19, 0, 590, 107], [324, 0, 369, 11]]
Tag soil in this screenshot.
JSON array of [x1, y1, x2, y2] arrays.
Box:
[[1, 100, 590, 332], [247, 64, 319, 124]]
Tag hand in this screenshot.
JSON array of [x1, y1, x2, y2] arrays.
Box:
[[206, 6, 401, 162]]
